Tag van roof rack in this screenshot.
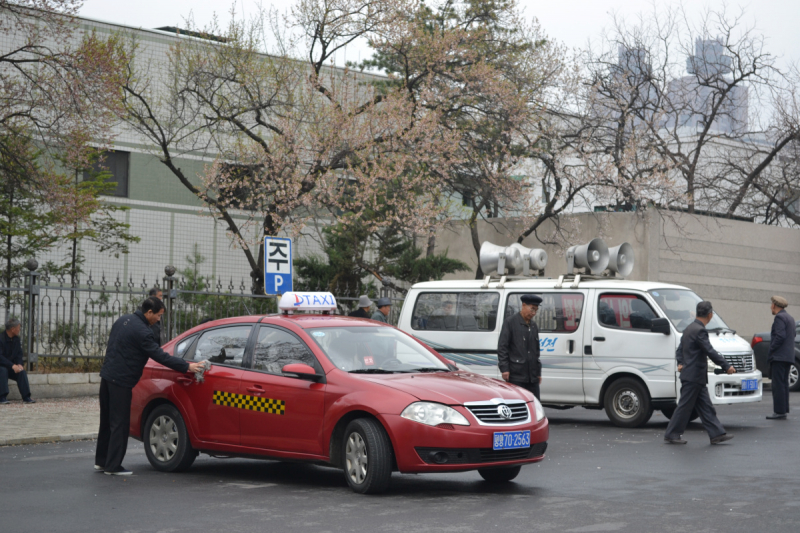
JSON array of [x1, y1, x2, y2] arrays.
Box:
[[480, 274, 544, 289]]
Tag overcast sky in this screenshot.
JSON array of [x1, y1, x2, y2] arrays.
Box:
[[80, 0, 800, 69]]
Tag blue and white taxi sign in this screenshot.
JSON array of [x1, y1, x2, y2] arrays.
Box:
[[278, 292, 337, 313]]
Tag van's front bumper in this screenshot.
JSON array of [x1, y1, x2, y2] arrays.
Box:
[[707, 370, 762, 405]]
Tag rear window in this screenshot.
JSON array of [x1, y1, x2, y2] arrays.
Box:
[[506, 293, 584, 333], [411, 292, 500, 331]]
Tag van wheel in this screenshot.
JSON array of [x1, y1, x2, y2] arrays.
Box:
[[789, 362, 800, 392], [143, 404, 196, 472], [342, 418, 393, 494], [604, 378, 653, 428], [478, 466, 522, 482]]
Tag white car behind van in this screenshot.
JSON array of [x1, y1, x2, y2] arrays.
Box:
[[397, 278, 762, 428]]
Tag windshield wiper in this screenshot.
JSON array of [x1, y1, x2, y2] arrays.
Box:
[[708, 327, 736, 335], [412, 367, 450, 373], [348, 368, 407, 374]]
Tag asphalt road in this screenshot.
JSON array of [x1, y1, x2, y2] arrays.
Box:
[[3, 397, 798, 533]]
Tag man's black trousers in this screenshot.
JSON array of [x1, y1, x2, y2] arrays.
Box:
[[664, 381, 725, 441], [510, 380, 540, 400], [0, 366, 32, 401], [95, 378, 133, 472], [771, 361, 791, 415]]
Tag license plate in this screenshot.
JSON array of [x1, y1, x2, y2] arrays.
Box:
[[493, 430, 531, 450], [741, 379, 758, 391]]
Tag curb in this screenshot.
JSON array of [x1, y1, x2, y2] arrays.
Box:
[[0, 433, 97, 447]]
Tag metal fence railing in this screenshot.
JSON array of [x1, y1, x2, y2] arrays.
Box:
[[1, 262, 404, 369]]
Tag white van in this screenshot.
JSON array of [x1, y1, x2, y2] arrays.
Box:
[[396, 277, 762, 428]]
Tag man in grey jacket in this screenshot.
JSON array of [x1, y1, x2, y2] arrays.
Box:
[[371, 298, 392, 323], [95, 297, 203, 475], [664, 301, 735, 445], [767, 296, 795, 420]]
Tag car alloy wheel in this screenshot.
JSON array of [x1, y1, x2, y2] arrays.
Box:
[[789, 364, 799, 389], [345, 432, 368, 485], [149, 415, 179, 463]]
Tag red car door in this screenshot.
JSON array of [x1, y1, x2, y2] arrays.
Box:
[[239, 325, 326, 455], [176, 324, 254, 445]]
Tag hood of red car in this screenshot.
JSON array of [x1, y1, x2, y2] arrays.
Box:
[[363, 371, 533, 405]]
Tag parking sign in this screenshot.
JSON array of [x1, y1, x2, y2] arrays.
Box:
[[264, 237, 293, 295]]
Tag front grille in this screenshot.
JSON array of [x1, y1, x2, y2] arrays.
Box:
[[465, 401, 530, 425], [721, 353, 754, 373], [416, 442, 547, 465], [722, 383, 758, 397]]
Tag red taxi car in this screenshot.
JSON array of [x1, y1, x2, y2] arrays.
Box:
[[130, 292, 548, 493]]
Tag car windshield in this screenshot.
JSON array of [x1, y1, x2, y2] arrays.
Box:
[[306, 326, 450, 373], [648, 289, 732, 333]]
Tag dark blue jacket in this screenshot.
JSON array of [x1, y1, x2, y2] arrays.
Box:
[[0, 331, 23, 370], [100, 310, 189, 388], [676, 319, 730, 385], [769, 309, 796, 364]]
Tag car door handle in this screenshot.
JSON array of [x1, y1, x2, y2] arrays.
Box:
[[246, 386, 264, 394], [593, 336, 606, 342], [568, 340, 574, 354], [177, 377, 193, 385]]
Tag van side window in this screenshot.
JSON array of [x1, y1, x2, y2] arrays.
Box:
[[411, 292, 500, 331], [598, 294, 657, 331], [507, 293, 584, 332]]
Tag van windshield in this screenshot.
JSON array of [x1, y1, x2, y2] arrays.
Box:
[[648, 289, 732, 333]]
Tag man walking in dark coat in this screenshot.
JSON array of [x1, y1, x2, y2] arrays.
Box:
[[96, 297, 203, 475], [498, 294, 542, 399], [0, 318, 35, 404], [767, 295, 794, 420], [148, 287, 164, 346], [664, 301, 735, 445]]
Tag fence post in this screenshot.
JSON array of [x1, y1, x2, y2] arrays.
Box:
[[163, 265, 176, 342], [24, 259, 39, 371]]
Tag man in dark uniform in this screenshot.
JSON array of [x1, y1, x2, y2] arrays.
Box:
[[767, 295, 794, 420], [96, 297, 203, 475], [664, 301, 735, 445], [498, 294, 542, 399], [0, 318, 35, 404], [349, 295, 372, 318]]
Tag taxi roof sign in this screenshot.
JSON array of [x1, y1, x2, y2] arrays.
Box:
[[278, 292, 337, 314]]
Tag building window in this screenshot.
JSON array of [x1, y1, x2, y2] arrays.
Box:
[[83, 150, 129, 198]]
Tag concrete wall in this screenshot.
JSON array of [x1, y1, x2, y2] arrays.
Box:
[[6, 373, 101, 400], [434, 210, 800, 339]]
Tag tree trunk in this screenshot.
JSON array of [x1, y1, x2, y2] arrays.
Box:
[[426, 232, 436, 258], [470, 215, 483, 280]]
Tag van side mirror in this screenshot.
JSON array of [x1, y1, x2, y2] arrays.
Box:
[[650, 317, 671, 335]]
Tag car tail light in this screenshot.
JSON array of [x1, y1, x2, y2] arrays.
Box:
[[751, 336, 763, 347]]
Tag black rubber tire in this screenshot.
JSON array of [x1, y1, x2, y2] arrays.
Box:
[[478, 466, 522, 482], [789, 362, 800, 392], [342, 418, 393, 494], [143, 404, 196, 473], [604, 378, 654, 428], [661, 406, 699, 422]]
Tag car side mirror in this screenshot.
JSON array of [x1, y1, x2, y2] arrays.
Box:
[[650, 317, 671, 335], [282, 363, 323, 382]]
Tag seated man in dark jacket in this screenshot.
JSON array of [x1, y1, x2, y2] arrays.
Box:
[[95, 297, 203, 475], [0, 318, 35, 404]]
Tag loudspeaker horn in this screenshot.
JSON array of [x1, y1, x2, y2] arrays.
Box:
[[509, 243, 548, 275], [566, 238, 609, 274], [479, 242, 522, 275], [608, 242, 634, 277]]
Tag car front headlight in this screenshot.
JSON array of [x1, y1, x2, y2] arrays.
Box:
[[400, 402, 470, 427], [707, 358, 721, 373], [532, 397, 545, 422]]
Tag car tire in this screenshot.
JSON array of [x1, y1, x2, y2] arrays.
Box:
[[342, 418, 393, 494], [661, 406, 699, 422], [143, 404, 196, 473], [789, 362, 800, 392], [604, 378, 653, 428], [478, 466, 522, 483]]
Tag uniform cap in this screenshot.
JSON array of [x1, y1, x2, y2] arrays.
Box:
[[357, 295, 373, 308], [520, 294, 543, 306], [376, 297, 392, 307], [771, 295, 788, 308]]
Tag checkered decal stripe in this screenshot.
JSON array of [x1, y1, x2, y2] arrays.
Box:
[[212, 391, 285, 415]]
